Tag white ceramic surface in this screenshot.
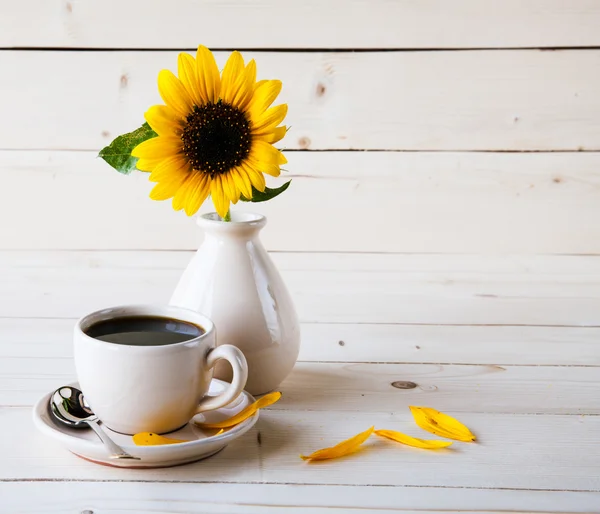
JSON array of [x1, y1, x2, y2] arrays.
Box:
[[33, 380, 257, 468], [74, 305, 248, 435], [170, 212, 300, 395]]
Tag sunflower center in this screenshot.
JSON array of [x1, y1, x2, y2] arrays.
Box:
[[181, 101, 251, 176]]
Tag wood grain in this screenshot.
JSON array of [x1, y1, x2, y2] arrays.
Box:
[[3, 357, 600, 413], [3, 150, 600, 253], [2, 482, 599, 513], [2, 251, 600, 326], [1, 50, 599, 151], [3, 318, 599, 366], [3, 406, 599, 491], [2, 0, 600, 49]]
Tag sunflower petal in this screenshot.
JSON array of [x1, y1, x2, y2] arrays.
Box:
[[144, 105, 182, 137], [223, 171, 241, 203], [172, 175, 194, 211], [184, 174, 210, 216], [375, 429, 453, 449], [246, 151, 282, 178], [230, 59, 256, 110], [244, 164, 266, 192], [220, 51, 245, 104], [133, 432, 188, 446], [301, 427, 374, 462], [248, 80, 283, 119], [149, 154, 189, 182], [178, 52, 204, 106], [410, 406, 476, 442], [255, 125, 287, 144], [136, 157, 166, 172], [149, 176, 186, 201], [250, 140, 287, 167], [158, 70, 194, 117], [196, 392, 282, 429], [232, 166, 253, 199], [252, 104, 288, 133], [210, 176, 230, 218], [132, 136, 182, 160], [196, 45, 221, 104]]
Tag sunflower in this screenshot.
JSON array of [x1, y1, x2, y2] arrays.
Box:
[[131, 46, 288, 218]]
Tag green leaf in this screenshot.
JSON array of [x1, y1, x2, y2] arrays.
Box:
[[98, 122, 158, 174], [240, 180, 291, 203]]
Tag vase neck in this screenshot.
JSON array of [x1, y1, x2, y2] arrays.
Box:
[[197, 212, 266, 240]]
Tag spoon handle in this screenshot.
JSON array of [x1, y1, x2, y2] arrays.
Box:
[[86, 419, 140, 460]]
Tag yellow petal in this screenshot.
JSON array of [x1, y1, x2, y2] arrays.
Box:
[[252, 104, 288, 134], [158, 70, 194, 117], [144, 105, 182, 137], [210, 175, 230, 218], [184, 174, 210, 216], [375, 429, 453, 449], [301, 426, 374, 462], [133, 432, 188, 446], [249, 80, 283, 119], [136, 157, 165, 172], [197, 392, 282, 429], [223, 171, 241, 203], [255, 125, 287, 145], [250, 140, 287, 167], [230, 59, 256, 110], [178, 52, 204, 106], [410, 406, 476, 442], [220, 51, 245, 104], [150, 176, 186, 201], [244, 164, 266, 192], [172, 174, 195, 211], [148, 154, 189, 182], [232, 166, 253, 199], [132, 136, 182, 159], [196, 45, 221, 103], [245, 155, 281, 178]]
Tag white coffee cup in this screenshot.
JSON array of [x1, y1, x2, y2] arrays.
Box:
[[74, 305, 248, 435]]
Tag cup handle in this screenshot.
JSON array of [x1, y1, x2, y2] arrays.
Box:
[[195, 344, 248, 413]]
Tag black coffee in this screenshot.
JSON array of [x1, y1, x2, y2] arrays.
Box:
[[85, 316, 204, 346]]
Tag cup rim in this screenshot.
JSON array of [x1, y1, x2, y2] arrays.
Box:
[[76, 304, 213, 349]]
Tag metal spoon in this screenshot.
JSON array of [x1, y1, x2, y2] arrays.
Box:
[[50, 386, 140, 460]]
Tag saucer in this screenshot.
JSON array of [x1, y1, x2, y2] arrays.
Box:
[[32, 379, 258, 468]]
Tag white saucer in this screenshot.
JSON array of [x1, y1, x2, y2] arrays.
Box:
[[32, 379, 258, 468]]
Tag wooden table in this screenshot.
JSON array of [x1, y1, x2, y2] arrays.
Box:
[[1, 251, 599, 513]]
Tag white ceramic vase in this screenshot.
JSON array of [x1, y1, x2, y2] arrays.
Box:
[[170, 212, 300, 395]]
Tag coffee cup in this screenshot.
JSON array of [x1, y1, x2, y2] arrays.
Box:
[[73, 304, 248, 435]]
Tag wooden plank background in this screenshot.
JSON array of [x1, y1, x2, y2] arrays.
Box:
[[2, 2, 600, 511], [2, 50, 600, 152], [0, 3, 598, 254], [2, 0, 600, 49]]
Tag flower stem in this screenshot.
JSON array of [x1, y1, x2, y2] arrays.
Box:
[[223, 210, 231, 222]]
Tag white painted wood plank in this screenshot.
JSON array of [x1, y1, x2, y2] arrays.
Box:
[[2, 0, 600, 49], [3, 318, 599, 367], [2, 482, 599, 514], [2, 406, 599, 491], [1, 50, 599, 151], [3, 150, 600, 253], [3, 357, 599, 413], [1, 251, 600, 326]]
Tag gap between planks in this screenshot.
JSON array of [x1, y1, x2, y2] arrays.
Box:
[[1, 478, 599, 493]]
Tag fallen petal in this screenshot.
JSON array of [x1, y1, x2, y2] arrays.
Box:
[[196, 391, 282, 429], [375, 429, 452, 449], [301, 426, 374, 461], [410, 406, 476, 442], [132, 432, 189, 446]]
